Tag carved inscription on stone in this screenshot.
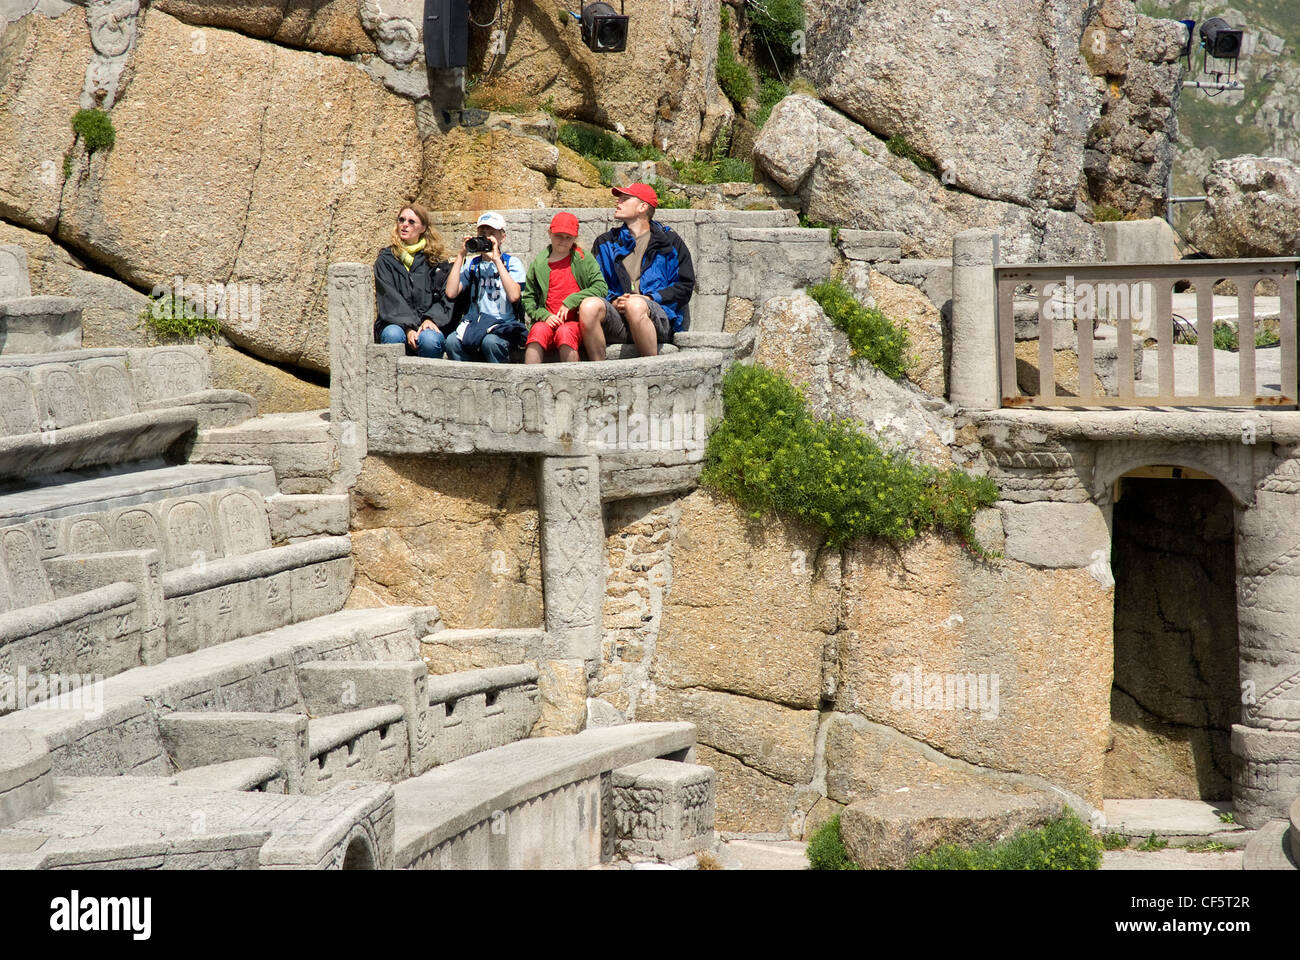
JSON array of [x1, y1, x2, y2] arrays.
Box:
[[66, 517, 114, 554], [114, 507, 164, 555], [84, 361, 136, 419], [1, 527, 53, 604], [34, 366, 91, 429], [162, 498, 220, 567], [0, 374, 37, 436], [145, 350, 205, 401], [214, 490, 271, 555]]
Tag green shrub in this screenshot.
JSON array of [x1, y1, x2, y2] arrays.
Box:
[[716, 30, 754, 105], [753, 78, 790, 129], [908, 812, 1102, 870], [670, 156, 753, 185], [557, 122, 661, 163], [885, 134, 935, 175], [747, 0, 805, 63], [139, 294, 222, 340], [701, 364, 999, 550], [1183, 321, 1277, 352], [62, 153, 73, 179], [806, 813, 859, 870], [594, 160, 614, 187], [649, 178, 691, 209], [71, 108, 115, 154], [808, 278, 908, 379]]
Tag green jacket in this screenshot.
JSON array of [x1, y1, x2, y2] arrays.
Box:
[[521, 245, 607, 323]]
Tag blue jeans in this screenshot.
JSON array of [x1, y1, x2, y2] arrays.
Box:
[[380, 323, 445, 359], [444, 331, 511, 363]]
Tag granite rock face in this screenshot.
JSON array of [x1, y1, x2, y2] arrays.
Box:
[[1188, 155, 1300, 258], [750, 293, 956, 468], [803, 0, 1100, 209], [464, 0, 731, 158], [152, 0, 376, 55], [54, 10, 423, 373], [753, 96, 1104, 263]]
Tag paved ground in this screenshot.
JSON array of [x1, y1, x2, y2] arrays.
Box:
[[1102, 848, 1244, 870]]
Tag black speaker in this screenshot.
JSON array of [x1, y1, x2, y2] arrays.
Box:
[[581, 1, 627, 53], [424, 0, 469, 69]]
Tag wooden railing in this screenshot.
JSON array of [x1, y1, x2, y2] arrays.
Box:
[[996, 258, 1298, 408]]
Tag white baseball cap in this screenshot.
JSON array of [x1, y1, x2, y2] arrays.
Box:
[[476, 211, 506, 230]]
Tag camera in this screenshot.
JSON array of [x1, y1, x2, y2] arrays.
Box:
[[465, 236, 494, 253]]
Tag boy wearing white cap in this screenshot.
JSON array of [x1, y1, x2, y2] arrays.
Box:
[[444, 211, 527, 362]]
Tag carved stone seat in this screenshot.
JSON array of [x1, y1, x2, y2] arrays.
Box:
[[0, 246, 81, 355], [0, 346, 255, 481]]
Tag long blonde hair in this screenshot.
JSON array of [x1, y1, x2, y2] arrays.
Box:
[[389, 202, 450, 262]]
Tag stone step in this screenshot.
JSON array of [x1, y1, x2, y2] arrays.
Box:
[[420, 627, 547, 673], [1102, 798, 1248, 846], [185, 409, 335, 494], [0, 461, 277, 525], [393, 721, 696, 869], [169, 756, 285, 793], [0, 731, 52, 827], [1241, 819, 1297, 870]]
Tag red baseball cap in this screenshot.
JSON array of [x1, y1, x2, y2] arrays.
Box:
[[549, 212, 579, 235], [611, 182, 658, 208]]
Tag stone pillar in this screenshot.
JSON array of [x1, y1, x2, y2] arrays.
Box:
[[327, 263, 373, 489], [538, 455, 605, 662], [0, 245, 31, 300], [1233, 487, 1300, 827], [949, 229, 1000, 411]]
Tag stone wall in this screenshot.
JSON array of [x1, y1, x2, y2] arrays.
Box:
[[346, 454, 543, 629]]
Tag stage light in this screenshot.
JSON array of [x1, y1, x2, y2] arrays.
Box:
[[1199, 17, 1242, 60], [580, 1, 627, 53]]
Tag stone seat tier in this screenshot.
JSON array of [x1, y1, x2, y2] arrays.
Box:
[[0, 461, 277, 525], [308, 704, 409, 792], [1241, 818, 1297, 870], [0, 775, 395, 869], [0, 605, 441, 777], [0, 345, 256, 481], [393, 721, 696, 869]]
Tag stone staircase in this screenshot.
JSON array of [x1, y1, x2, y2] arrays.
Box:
[[0, 246, 718, 869]]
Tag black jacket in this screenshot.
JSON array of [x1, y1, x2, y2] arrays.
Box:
[[373, 248, 457, 342]]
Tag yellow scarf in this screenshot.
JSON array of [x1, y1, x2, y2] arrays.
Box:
[[399, 237, 426, 270]]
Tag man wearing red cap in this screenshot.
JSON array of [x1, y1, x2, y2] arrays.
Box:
[[578, 182, 695, 359], [520, 212, 608, 363]]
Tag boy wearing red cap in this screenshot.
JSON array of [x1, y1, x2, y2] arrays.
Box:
[[578, 182, 695, 359], [521, 212, 608, 364]]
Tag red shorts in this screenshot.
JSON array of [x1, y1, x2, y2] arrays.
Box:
[[526, 319, 582, 353]]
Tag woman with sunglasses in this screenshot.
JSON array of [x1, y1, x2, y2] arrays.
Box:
[[374, 202, 456, 357]]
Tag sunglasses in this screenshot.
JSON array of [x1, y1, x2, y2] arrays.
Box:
[[397, 217, 421, 226]]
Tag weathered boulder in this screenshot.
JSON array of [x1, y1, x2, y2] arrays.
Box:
[[803, 0, 1099, 208], [753, 96, 1103, 262], [533, 659, 588, 737], [56, 9, 423, 372], [346, 454, 544, 629], [837, 535, 1113, 804], [417, 125, 610, 212], [0, 8, 86, 232], [1188, 156, 1300, 258], [748, 293, 956, 468], [839, 782, 1063, 869], [207, 345, 329, 414], [865, 271, 946, 398], [466, 0, 731, 157], [151, 0, 375, 55]]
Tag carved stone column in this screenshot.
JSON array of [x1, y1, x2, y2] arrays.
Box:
[[1233, 481, 1300, 826], [327, 263, 373, 491], [538, 456, 604, 663]]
